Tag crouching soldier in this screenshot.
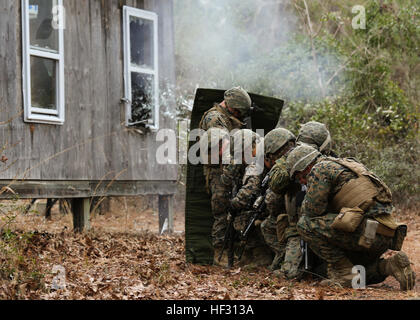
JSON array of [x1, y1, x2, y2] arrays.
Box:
[[269, 122, 334, 279], [199, 87, 252, 266], [260, 128, 297, 271], [286, 144, 416, 290], [221, 129, 272, 268]]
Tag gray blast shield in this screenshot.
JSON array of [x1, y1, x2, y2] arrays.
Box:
[[185, 88, 284, 265]]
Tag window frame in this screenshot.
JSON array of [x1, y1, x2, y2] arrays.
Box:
[[123, 6, 160, 131], [22, 0, 65, 125]]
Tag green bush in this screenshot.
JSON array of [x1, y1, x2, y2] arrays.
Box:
[[282, 98, 419, 201]]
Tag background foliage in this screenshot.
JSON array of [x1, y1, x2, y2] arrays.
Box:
[[174, 0, 419, 204]]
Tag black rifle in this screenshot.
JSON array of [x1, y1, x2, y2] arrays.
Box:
[[237, 174, 270, 261], [218, 184, 239, 268]]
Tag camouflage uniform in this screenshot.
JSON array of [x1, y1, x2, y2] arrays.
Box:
[[269, 122, 335, 279], [268, 157, 304, 278], [199, 103, 243, 132], [260, 188, 286, 268], [206, 166, 231, 248], [231, 164, 272, 267], [222, 163, 261, 232], [260, 128, 296, 271], [220, 129, 263, 230], [220, 130, 272, 267], [296, 158, 392, 284], [289, 145, 415, 290], [199, 100, 245, 249]]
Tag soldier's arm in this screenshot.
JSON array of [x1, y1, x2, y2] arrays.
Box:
[[301, 162, 333, 217], [220, 163, 240, 189], [265, 189, 285, 217], [231, 168, 262, 210]]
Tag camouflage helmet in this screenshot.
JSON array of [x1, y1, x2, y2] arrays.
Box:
[[264, 128, 296, 157], [200, 127, 230, 163], [286, 144, 321, 178], [231, 129, 262, 159], [297, 121, 332, 154], [224, 87, 252, 118]]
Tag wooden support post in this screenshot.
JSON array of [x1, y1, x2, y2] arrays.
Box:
[[72, 198, 91, 233], [158, 195, 174, 235], [45, 199, 58, 220], [45, 199, 52, 220]]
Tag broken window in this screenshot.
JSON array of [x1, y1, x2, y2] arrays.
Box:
[[123, 7, 159, 130], [22, 0, 65, 124]]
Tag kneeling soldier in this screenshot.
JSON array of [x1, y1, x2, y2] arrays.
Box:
[[269, 122, 334, 279], [261, 128, 297, 271], [221, 129, 272, 268], [286, 145, 416, 290]]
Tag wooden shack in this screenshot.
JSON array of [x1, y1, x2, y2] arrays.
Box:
[[0, 0, 178, 232]]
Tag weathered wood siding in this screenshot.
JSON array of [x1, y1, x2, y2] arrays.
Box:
[[0, 0, 178, 182]]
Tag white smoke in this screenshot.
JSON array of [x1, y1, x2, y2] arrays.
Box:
[[175, 0, 345, 102]]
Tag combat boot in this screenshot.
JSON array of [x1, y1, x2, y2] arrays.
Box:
[[379, 252, 416, 291], [320, 257, 354, 288], [213, 247, 229, 267]]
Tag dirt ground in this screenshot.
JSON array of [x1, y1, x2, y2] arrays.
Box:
[[0, 198, 419, 300]]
